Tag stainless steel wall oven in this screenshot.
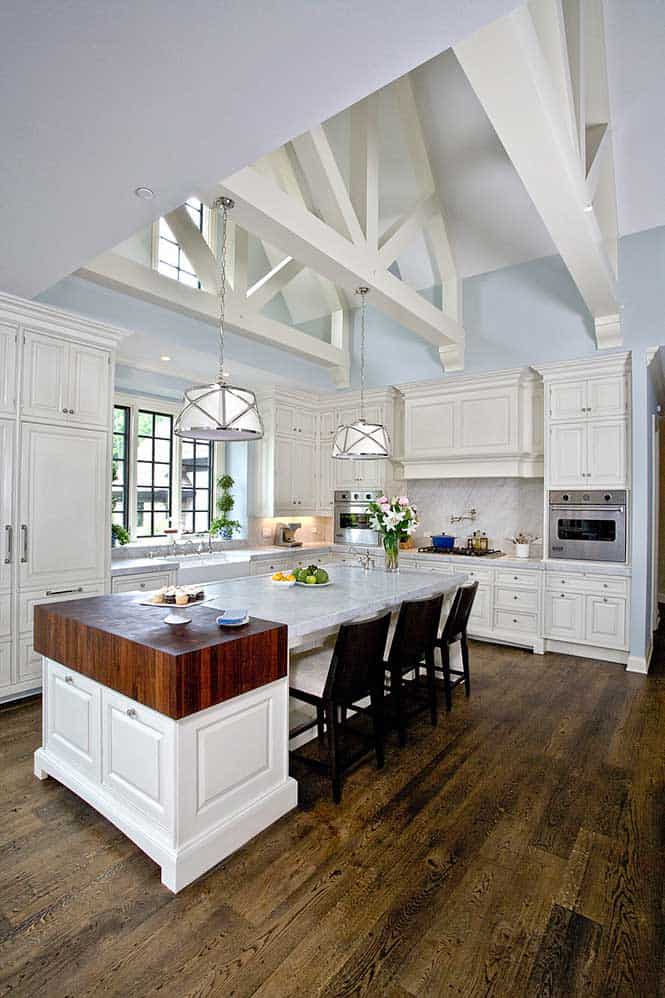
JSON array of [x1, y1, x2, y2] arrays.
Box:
[[334, 490, 383, 546], [548, 490, 627, 563]]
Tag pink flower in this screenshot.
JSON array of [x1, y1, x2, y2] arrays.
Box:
[[379, 502, 391, 513], [398, 496, 410, 506], [378, 495, 389, 504]]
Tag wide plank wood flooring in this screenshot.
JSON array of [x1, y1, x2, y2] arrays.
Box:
[[1, 634, 665, 997]]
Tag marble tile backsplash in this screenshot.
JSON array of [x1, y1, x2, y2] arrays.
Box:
[[407, 478, 544, 556]]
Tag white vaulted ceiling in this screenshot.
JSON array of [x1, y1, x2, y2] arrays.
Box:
[[0, 0, 519, 300]]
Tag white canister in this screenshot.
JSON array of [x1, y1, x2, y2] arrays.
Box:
[[515, 542, 530, 559]]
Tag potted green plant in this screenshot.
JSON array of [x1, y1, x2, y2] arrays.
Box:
[[210, 473, 242, 540], [111, 460, 130, 546]]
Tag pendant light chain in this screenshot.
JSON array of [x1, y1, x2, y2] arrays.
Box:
[[356, 286, 369, 420], [214, 196, 234, 385]]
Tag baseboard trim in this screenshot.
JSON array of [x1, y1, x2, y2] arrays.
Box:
[[626, 636, 654, 675], [543, 639, 628, 664]]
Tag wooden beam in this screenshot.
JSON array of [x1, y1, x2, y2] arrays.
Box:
[[392, 75, 437, 197], [77, 251, 347, 369], [455, 4, 620, 346], [378, 193, 438, 267], [529, 0, 580, 160], [562, 0, 586, 163], [164, 207, 218, 292], [246, 256, 304, 311], [330, 308, 351, 388], [213, 165, 464, 366], [290, 127, 365, 246], [231, 225, 249, 297], [585, 122, 609, 201], [350, 96, 379, 251]]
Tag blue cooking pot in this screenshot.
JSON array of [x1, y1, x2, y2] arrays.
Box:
[[430, 534, 455, 550]]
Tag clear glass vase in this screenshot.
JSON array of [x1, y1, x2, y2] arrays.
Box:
[[383, 533, 400, 572]]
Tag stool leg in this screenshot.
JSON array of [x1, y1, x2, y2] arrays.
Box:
[[461, 633, 471, 697], [370, 684, 385, 769], [391, 665, 406, 747], [316, 704, 325, 742], [425, 648, 438, 727], [324, 700, 341, 803], [441, 644, 453, 712]]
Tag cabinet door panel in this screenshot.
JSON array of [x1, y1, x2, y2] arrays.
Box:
[[0, 640, 11, 689], [460, 394, 513, 451], [585, 595, 626, 649], [19, 424, 107, 588], [468, 585, 490, 628], [318, 445, 335, 513], [274, 436, 294, 511], [292, 439, 317, 510], [548, 380, 587, 421], [0, 321, 17, 416], [587, 419, 628, 487], [17, 638, 42, 683], [21, 330, 69, 422], [46, 660, 101, 782], [404, 399, 455, 458], [297, 409, 317, 438], [588, 377, 627, 418], [0, 420, 13, 592], [275, 405, 297, 436], [548, 424, 587, 486], [544, 592, 584, 641], [68, 345, 110, 428]]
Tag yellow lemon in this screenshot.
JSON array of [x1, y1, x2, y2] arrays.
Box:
[[272, 572, 283, 581], [286, 573, 296, 581]]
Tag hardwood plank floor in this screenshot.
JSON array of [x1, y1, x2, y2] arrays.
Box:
[[2, 633, 665, 998]]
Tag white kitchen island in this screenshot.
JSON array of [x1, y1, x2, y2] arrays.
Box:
[[34, 564, 466, 892]]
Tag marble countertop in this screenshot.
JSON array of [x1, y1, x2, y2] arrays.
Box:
[[111, 543, 332, 577], [203, 562, 468, 646]]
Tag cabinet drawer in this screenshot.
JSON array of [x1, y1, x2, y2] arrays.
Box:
[[0, 594, 10, 639], [250, 559, 293, 576], [111, 572, 172, 594], [468, 585, 490, 627], [494, 608, 538, 634], [545, 573, 628, 596], [494, 587, 539, 612], [46, 660, 101, 782], [416, 560, 454, 574], [460, 566, 492, 585], [494, 568, 541, 589], [102, 688, 174, 830], [19, 583, 105, 634]]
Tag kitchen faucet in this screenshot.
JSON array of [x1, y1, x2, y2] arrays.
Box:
[[450, 508, 478, 524], [357, 549, 375, 572]]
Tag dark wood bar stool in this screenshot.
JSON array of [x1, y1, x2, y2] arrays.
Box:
[[435, 581, 478, 711], [386, 593, 444, 747], [289, 612, 392, 803]]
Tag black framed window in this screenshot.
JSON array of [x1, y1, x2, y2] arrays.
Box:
[[157, 198, 204, 288], [112, 405, 130, 529], [181, 440, 213, 533], [136, 410, 173, 537]]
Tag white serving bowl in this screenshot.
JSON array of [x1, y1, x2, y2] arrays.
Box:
[[270, 578, 296, 587]]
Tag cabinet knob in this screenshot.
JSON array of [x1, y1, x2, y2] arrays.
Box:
[[139, 582, 146, 589], [513, 618, 518, 624], [64, 675, 73, 684], [513, 595, 518, 600], [62, 407, 68, 413], [127, 707, 137, 718], [603, 597, 608, 603], [69, 409, 75, 415]]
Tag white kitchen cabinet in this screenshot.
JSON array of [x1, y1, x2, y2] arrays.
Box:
[[0, 595, 10, 639], [549, 419, 628, 487], [274, 435, 294, 511], [494, 608, 538, 633], [549, 376, 627, 422], [275, 404, 316, 439], [18, 423, 108, 590], [19, 583, 106, 633], [45, 660, 102, 783], [318, 445, 336, 513], [0, 420, 14, 594], [585, 595, 626, 649], [21, 329, 110, 429], [544, 591, 584, 641], [292, 438, 318, 509], [0, 321, 17, 416], [102, 687, 175, 830], [468, 585, 491, 628], [250, 557, 294, 576], [549, 423, 587, 486], [18, 637, 42, 683], [587, 419, 628, 487], [0, 641, 11, 689], [494, 586, 539, 613]]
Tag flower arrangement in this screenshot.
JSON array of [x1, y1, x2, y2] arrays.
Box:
[[368, 495, 419, 571]]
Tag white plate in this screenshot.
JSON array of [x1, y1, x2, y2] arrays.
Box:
[[271, 579, 296, 587], [138, 595, 206, 607], [217, 615, 250, 628], [295, 581, 332, 588]]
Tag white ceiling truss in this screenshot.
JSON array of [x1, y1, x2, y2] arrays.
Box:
[[455, 0, 621, 349]]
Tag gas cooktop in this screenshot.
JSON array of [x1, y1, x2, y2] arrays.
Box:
[[417, 546, 504, 558]]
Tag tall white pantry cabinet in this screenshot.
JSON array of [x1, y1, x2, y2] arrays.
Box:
[[0, 293, 125, 702]]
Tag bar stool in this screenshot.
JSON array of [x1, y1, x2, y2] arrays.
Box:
[[386, 593, 444, 747], [289, 611, 392, 803], [436, 581, 478, 711]]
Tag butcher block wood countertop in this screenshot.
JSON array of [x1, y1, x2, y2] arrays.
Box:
[[33, 595, 287, 720]]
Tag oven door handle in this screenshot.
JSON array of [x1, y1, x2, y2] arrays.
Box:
[[550, 505, 624, 513]]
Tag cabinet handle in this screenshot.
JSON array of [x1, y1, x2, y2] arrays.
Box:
[[513, 595, 518, 600], [4, 525, 11, 564], [513, 618, 518, 624], [62, 407, 68, 413], [68, 409, 75, 415], [64, 675, 74, 684], [603, 597, 608, 603], [46, 587, 84, 596], [126, 707, 137, 718], [20, 524, 28, 563]]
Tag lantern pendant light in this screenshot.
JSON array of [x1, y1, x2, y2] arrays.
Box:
[[332, 287, 391, 460], [174, 197, 263, 441]]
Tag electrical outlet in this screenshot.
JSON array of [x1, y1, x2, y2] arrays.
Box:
[[311, 526, 318, 534], [262, 526, 272, 538]]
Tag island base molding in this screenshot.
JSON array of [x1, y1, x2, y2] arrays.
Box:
[[34, 657, 298, 892]]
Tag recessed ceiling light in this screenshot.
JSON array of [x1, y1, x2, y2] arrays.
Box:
[[134, 186, 155, 200], [160, 355, 171, 361], [584, 203, 593, 212]]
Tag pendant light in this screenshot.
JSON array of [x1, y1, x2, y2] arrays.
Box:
[[174, 197, 263, 441], [332, 287, 391, 460]]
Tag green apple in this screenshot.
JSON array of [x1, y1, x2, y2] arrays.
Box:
[[306, 575, 317, 585]]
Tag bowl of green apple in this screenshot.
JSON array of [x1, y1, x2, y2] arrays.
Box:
[[294, 565, 331, 587]]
